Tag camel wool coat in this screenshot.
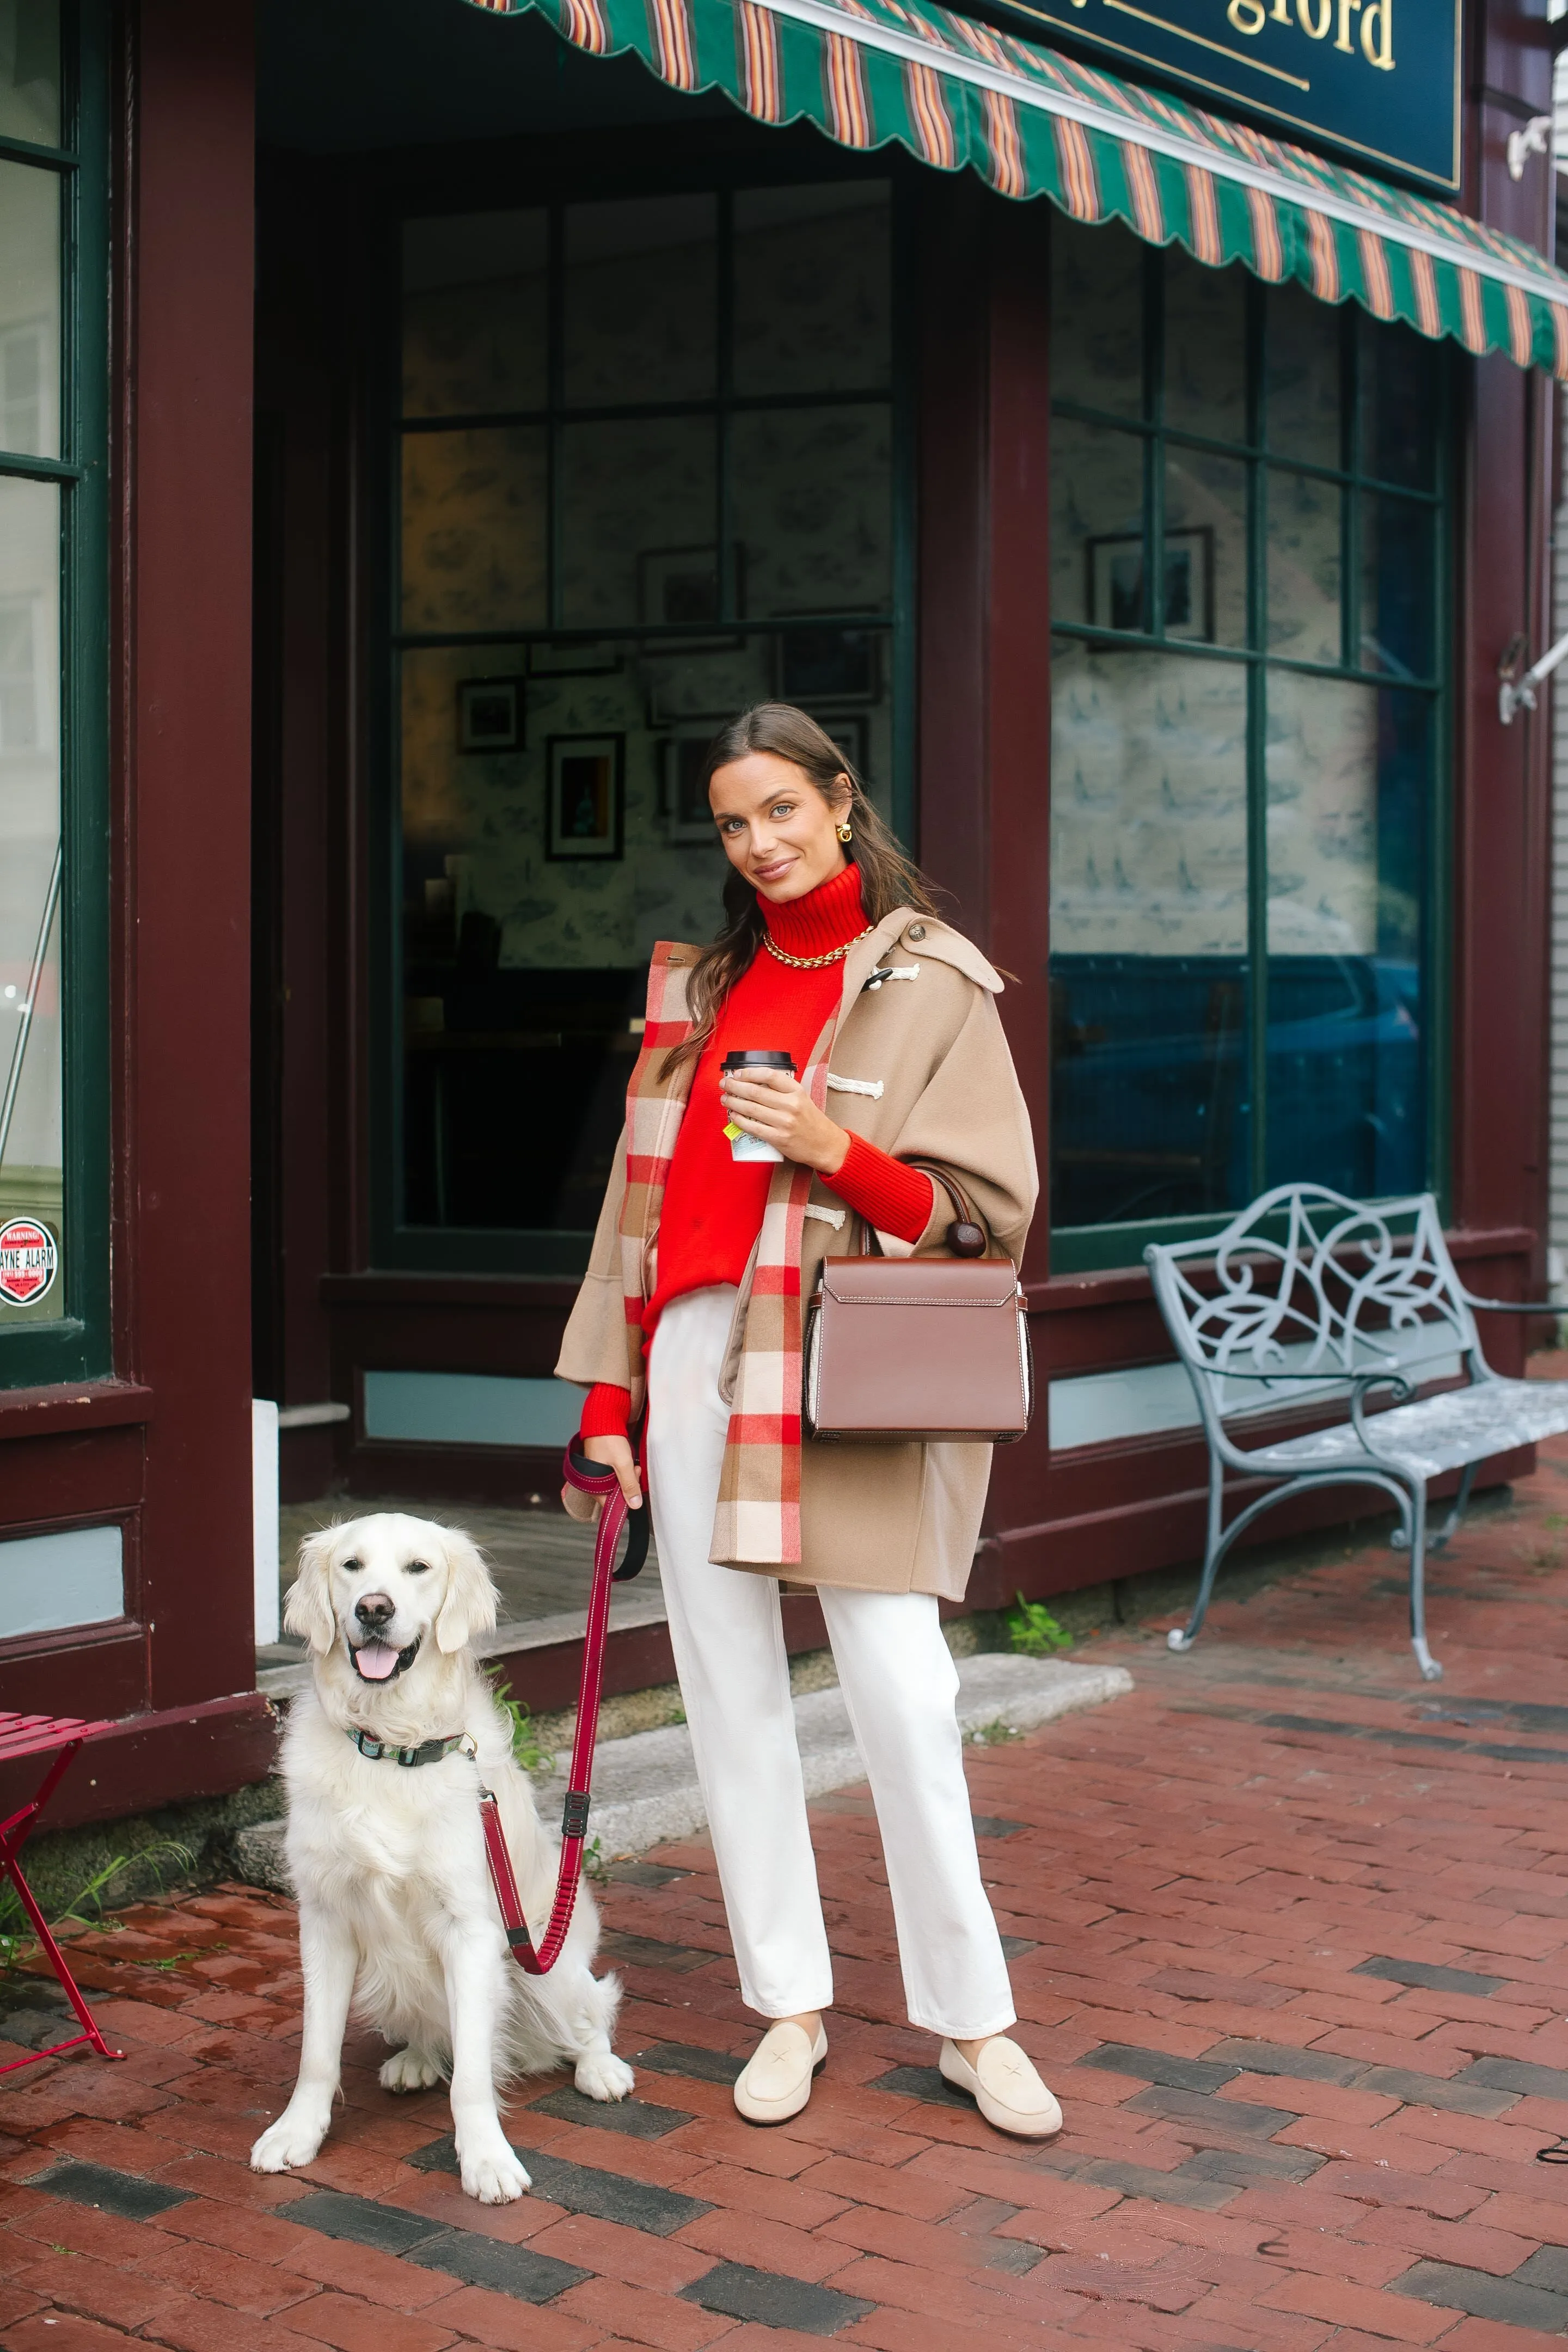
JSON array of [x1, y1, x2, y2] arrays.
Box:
[[555, 907, 1038, 1601]]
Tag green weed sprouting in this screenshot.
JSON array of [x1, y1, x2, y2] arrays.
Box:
[[1006, 1592, 1073, 1657], [483, 1665, 558, 1778], [0, 1839, 194, 1970]]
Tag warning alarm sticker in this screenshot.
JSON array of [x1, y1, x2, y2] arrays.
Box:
[[0, 1217, 58, 1307]]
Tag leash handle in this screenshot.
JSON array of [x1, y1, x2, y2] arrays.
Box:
[[481, 1431, 647, 1974], [562, 1441, 651, 1584]]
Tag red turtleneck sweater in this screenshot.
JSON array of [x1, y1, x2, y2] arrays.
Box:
[[579, 866, 934, 1440]]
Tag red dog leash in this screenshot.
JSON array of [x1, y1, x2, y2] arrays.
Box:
[[479, 1439, 648, 1974]]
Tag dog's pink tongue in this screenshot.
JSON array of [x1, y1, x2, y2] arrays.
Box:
[[354, 1639, 401, 1681]]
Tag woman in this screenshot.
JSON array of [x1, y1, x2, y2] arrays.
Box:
[[556, 704, 1057, 2137]]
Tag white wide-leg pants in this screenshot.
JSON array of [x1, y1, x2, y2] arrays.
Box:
[[646, 1284, 1016, 2040]]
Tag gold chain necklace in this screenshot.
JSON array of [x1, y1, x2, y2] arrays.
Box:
[[762, 925, 874, 971]]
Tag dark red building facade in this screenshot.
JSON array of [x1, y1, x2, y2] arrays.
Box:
[[1, 0, 1561, 1828]]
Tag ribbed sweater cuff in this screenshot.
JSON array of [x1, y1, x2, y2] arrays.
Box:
[[830, 1135, 935, 1245], [579, 1382, 632, 1441]]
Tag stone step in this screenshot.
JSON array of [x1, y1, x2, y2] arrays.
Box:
[[231, 1650, 1132, 1895]]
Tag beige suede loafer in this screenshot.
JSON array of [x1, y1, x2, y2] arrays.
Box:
[[733, 2022, 828, 2125], [939, 2037, 1062, 2137]]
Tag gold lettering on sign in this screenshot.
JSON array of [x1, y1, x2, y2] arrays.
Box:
[[1228, 0, 1264, 30], [1270, 0, 1291, 15], [1297, 0, 1331, 37], [1361, 0, 1393, 66], [1334, 0, 1360, 48]]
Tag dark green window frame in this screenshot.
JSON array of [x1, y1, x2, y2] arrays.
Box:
[[0, 0, 111, 1387], [1049, 237, 1453, 1275], [370, 154, 917, 1278]]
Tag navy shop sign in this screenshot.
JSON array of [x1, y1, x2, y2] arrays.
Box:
[[995, 0, 1461, 189]]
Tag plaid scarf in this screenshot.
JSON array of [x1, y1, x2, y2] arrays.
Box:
[[618, 940, 840, 1567]]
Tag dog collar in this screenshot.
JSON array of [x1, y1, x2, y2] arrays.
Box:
[[346, 1728, 477, 1768]]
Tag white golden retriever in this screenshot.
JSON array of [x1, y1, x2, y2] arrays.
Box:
[[249, 1513, 633, 2203]]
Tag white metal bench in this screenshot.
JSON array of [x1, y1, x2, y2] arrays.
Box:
[[1143, 1184, 1568, 1680]]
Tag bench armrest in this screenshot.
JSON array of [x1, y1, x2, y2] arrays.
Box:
[[1182, 1360, 1418, 1461], [1347, 1370, 1413, 1457], [1459, 1290, 1561, 1316]]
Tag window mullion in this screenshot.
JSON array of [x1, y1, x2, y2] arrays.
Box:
[[1142, 245, 1162, 639], [1246, 275, 1269, 1200], [716, 187, 734, 626], [546, 202, 564, 633], [1342, 305, 1361, 675]]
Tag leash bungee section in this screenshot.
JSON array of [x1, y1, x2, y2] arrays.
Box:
[[479, 1438, 649, 1976]]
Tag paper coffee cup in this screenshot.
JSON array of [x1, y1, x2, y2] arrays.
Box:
[[721, 1049, 795, 1163]]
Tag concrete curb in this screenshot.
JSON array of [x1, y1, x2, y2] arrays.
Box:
[[231, 1651, 1131, 1894]]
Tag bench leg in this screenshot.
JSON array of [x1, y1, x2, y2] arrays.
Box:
[[1392, 1460, 1475, 1556], [1169, 1468, 1422, 1664], [1406, 1480, 1442, 1681], [1166, 1460, 1230, 1654], [1430, 1461, 1475, 1553], [1167, 1472, 1362, 1655]]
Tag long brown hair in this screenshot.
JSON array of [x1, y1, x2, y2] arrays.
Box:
[[659, 703, 941, 1080]]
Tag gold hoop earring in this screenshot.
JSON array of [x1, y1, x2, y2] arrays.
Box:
[[836, 822, 853, 844]]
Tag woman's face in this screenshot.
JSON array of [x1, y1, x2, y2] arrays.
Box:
[[708, 751, 850, 903]]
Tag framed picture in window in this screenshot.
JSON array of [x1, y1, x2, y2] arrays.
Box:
[[775, 624, 879, 706], [455, 676, 522, 753], [1086, 527, 1214, 642], [810, 712, 868, 780], [547, 734, 624, 860], [638, 546, 742, 650], [659, 725, 723, 845]]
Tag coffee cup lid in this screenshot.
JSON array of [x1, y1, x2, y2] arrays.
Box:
[[722, 1049, 795, 1070]]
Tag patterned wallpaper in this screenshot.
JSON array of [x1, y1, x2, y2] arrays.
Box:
[[397, 188, 894, 974], [1050, 223, 1382, 961]]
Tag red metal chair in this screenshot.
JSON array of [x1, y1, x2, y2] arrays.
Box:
[[0, 1711, 122, 2074]]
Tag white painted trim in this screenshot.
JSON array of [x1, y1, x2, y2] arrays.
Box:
[[277, 1400, 350, 1430], [252, 1400, 280, 1647]]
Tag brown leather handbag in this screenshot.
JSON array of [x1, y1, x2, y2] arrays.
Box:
[[803, 1168, 1033, 1444]]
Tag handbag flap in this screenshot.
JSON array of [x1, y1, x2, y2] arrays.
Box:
[[819, 1257, 1019, 1307]]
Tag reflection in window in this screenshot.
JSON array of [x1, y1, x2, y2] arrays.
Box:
[[402, 211, 547, 418], [732, 185, 890, 395], [1051, 642, 1248, 1228], [1049, 218, 1445, 1259], [0, 477, 63, 1327], [392, 183, 898, 1258], [0, 0, 59, 147], [1, 0, 106, 1389], [1, 47, 64, 1329], [400, 427, 548, 633], [730, 406, 891, 618], [0, 161, 58, 458], [564, 196, 716, 407], [559, 416, 716, 630], [1266, 467, 1343, 666], [1264, 673, 1428, 1197]]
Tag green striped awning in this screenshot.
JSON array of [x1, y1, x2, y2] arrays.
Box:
[[466, 0, 1568, 378]]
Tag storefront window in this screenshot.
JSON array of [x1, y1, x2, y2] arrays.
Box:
[[0, 0, 108, 1377], [1049, 227, 1447, 1267], [388, 179, 899, 1269]]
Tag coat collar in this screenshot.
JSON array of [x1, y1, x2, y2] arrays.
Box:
[[645, 908, 1004, 1065], [838, 908, 1004, 1008]]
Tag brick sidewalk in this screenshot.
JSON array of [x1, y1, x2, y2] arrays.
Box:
[[5, 1438, 1568, 2349]]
